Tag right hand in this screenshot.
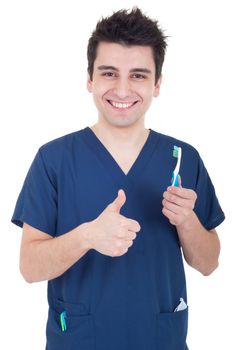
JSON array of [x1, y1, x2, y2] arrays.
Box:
[[89, 189, 141, 257]]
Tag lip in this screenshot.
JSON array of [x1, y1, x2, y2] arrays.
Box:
[[106, 99, 139, 111]]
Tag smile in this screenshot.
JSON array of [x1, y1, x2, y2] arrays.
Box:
[[107, 100, 138, 109]]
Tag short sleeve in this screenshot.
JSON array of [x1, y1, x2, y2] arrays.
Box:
[[194, 154, 225, 230], [11, 148, 57, 236]]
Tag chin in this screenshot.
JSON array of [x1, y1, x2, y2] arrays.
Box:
[[105, 116, 141, 128]]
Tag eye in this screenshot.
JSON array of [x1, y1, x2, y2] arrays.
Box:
[[131, 73, 146, 80], [101, 72, 117, 78]]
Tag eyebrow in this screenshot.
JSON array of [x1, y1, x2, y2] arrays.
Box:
[[97, 65, 152, 74]]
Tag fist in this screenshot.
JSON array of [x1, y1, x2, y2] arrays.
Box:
[[90, 189, 141, 257], [162, 176, 197, 226]]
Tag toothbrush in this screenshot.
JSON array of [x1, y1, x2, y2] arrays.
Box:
[[171, 145, 182, 187], [60, 311, 67, 332]]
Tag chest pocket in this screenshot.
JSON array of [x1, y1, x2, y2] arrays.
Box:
[[46, 298, 95, 350], [155, 307, 188, 350]]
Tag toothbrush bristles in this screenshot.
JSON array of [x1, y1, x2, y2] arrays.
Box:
[[173, 145, 179, 158]]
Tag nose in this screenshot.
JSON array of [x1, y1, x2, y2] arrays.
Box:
[[113, 77, 132, 100]]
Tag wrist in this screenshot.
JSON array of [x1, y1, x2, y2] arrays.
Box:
[[176, 210, 196, 232], [78, 221, 95, 251]]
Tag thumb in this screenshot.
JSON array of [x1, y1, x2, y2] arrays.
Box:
[[107, 189, 126, 213], [178, 174, 182, 188]]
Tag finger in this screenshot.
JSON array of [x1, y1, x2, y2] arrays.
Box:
[[124, 232, 137, 241], [124, 218, 141, 232], [125, 240, 134, 248], [167, 186, 197, 200], [178, 175, 182, 188], [162, 199, 186, 215], [108, 189, 126, 213], [162, 207, 179, 225], [163, 191, 195, 210]]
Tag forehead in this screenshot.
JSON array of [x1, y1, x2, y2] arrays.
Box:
[[94, 42, 155, 72]]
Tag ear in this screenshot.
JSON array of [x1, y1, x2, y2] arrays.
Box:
[[153, 75, 162, 98], [87, 73, 93, 93]]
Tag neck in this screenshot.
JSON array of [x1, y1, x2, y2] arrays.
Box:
[[90, 120, 149, 151]]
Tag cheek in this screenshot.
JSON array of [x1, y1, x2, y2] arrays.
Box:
[[92, 90, 108, 110], [139, 83, 155, 99], [142, 88, 155, 105], [92, 80, 110, 99]]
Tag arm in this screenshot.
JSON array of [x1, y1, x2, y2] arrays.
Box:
[[176, 212, 220, 275], [20, 190, 140, 283], [20, 222, 91, 283], [162, 181, 221, 276]]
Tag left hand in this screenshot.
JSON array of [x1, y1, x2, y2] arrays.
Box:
[[162, 176, 197, 226]]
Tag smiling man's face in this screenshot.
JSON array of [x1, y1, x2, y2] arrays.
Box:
[[87, 42, 162, 129]]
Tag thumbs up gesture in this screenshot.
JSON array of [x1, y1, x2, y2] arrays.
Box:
[[89, 189, 141, 257]]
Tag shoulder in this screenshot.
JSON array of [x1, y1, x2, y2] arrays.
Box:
[[152, 129, 200, 159], [39, 128, 85, 152], [38, 128, 86, 163]]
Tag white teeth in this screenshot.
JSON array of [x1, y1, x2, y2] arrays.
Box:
[[110, 101, 135, 109]]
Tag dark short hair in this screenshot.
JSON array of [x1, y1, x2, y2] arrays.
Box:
[[87, 7, 168, 84]]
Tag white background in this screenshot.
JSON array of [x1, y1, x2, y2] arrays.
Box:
[[0, 0, 231, 349]]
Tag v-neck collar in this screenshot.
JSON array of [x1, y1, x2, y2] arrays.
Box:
[[82, 126, 159, 189]]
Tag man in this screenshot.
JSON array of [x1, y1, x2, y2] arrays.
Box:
[[12, 7, 225, 350]]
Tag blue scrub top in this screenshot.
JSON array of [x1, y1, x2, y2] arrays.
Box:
[[12, 127, 225, 350]]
